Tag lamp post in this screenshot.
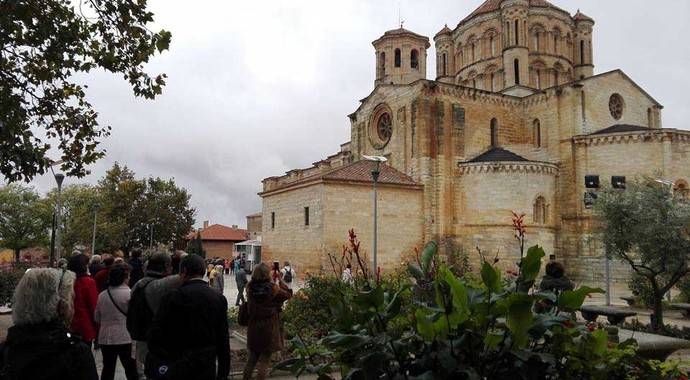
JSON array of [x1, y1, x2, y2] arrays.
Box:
[[363, 155, 388, 276], [91, 202, 100, 256], [53, 173, 65, 261]]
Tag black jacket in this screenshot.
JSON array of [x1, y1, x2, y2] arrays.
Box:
[[148, 279, 230, 380], [128, 257, 145, 288], [0, 321, 98, 380]]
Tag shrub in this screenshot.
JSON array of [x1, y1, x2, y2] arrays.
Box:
[[628, 272, 657, 308], [227, 306, 239, 327], [0, 266, 26, 306]]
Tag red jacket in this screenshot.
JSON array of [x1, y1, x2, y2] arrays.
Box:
[[70, 275, 99, 343], [94, 267, 110, 293]]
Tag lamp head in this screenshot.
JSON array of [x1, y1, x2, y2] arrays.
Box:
[[362, 155, 388, 163], [54, 173, 65, 188]]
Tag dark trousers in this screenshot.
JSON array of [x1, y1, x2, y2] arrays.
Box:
[[236, 284, 246, 305], [101, 343, 139, 380]]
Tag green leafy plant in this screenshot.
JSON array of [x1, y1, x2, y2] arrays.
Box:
[[0, 266, 26, 306], [278, 224, 688, 380]]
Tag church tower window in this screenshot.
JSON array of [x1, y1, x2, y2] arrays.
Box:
[[394, 48, 401, 68], [533, 119, 541, 148], [534, 196, 547, 224], [580, 40, 585, 64], [490, 118, 499, 147], [411, 49, 419, 69], [514, 59, 520, 85], [490, 36, 496, 56], [515, 20, 519, 45], [441, 53, 447, 75]]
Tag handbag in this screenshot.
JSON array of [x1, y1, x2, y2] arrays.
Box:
[[107, 288, 127, 316]]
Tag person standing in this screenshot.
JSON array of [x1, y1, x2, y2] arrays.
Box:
[[128, 248, 145, 288], [95, 263, 139, 380], [342, 264, 354, 284], [235, 263, 248, 306], [211, 264, 225, 294], [94, 255, 115, 293], [147, 254, 230, 380], [242, 263, 292, 380], [89, 254, 104, 277], [67, 254, 99, 346], [0, 268, 98, 380], [127, 252, 173, 369], [280, 261, 296, 291]]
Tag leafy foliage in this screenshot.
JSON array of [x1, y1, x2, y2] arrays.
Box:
[[0, 266, 26, 306], [0, 184, 51, 262], [0, 0, 171, 181], [595, 179, 690, 329], [186, 231, 205, 258], [279, 232, 685, 379]]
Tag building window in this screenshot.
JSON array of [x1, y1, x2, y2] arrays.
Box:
[[554, 70, 559, 86], [609, 93, 624, 120], [304, 207, 310, 226], [490, 118, 498, 147], [378, 52, 386, 78], [490, 73, 495, 92], [534, 196, 547, 224], [580, 40, 585, 64], [411, 49, 419, 69], [535, 70, 541, 89], [490, 36, 496, 56], [514, 59, 520, 85], [533, 119, 541, 148], [534, 33, 539, 51], [553, 34, 559, 54], [271, 212, 275, 229], [514, 20, 519, 45], [442, 53, 447, 76], [394, 48, 401, 67], [471, 43, 475, 62]]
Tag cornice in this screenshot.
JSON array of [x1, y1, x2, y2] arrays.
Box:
[[572, 129, 690, 147], [434, 83, 523, 108], [457, 161, 559, 175]]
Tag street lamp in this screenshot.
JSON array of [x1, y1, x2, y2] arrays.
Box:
[[363, 155, 388, 276], [91, 202, 100, 256], [53, 173, 65, 262]]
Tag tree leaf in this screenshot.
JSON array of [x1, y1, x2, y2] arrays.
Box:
[[520, 245, 545, 283], [481, 261, 502, 293]]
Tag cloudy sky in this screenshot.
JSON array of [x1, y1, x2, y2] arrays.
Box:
[[23, 0, 690, 229]]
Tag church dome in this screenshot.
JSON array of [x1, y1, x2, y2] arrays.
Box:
[[434, 25, 452, 39], [573, 10, 594, 23], [460, 0, 570, 25]]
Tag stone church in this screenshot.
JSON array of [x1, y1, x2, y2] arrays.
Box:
[[258, 0, 690, 286]]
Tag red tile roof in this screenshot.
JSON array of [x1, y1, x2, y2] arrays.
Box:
[[322, 160, 418, 186], [460, 0, 569, 24], [186, 224, 248, 242]]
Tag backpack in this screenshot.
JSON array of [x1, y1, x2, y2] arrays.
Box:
[[127, 278, 156, 341], [283, 268, 292, 283]]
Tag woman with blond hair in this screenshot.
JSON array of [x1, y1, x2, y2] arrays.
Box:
[[210, 264, 225, 294], [0, 268, 98, 379], [242, 262, 292, 380]]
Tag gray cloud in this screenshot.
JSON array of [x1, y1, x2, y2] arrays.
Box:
[[19, 0, 690, 228]]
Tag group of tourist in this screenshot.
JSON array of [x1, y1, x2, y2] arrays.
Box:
[[0, 250, 295, 380]]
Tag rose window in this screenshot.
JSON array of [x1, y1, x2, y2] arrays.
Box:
[[609, 94, 624, 120], [376, 112, 392, 143]]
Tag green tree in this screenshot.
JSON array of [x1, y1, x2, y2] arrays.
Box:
[[0, 184, 51, 262], [45, 184, 101, 254], [595, 179, 690, 329], [135, 177, 195, 250], [0, 0, 171, 182], [186, 231, 205, 258]]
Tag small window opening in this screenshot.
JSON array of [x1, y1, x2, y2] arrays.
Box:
[[580, 40, 585, 65], [304, 207, 310, 226], [490, 118, 498, 147], [411, 49, 419, 69], [514, 20, 519, 45], [533, 119, 541, 148], [394, 48, 401, 68], [514, 59, 520, 85], [271, 212, 275, 229]]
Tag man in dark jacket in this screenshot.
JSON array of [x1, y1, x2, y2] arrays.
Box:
[[147, 254, 230, 380], [235, 262, 248, 306], [128, 248, 145, 287]]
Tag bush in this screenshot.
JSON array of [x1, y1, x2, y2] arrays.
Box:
[[628, 272, 657, 308], [227, 306, 239, 327], [0, 266, 26, 307]]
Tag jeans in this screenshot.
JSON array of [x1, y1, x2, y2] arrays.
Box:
[[236, 284, 246, 306], [242, 350, 272, 380], [101, 343, 139, 380]]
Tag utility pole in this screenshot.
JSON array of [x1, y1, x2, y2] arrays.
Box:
[[53, 173, 65, 261], [91, 203, 100, 256], [363, 155, 388, 277]]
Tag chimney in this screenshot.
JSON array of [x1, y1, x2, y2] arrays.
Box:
[[203, 220, 209, 229], [232, 224, 238, 229]]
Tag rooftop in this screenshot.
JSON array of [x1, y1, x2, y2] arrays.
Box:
[[460, 0, 570, 25], [186, 224, 248, 242], [322, 160, 418, 186], [589, 124, 650, 136], [466, 147, 529, 163]]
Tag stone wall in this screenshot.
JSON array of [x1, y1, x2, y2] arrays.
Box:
[[246, 214, 262, 240]]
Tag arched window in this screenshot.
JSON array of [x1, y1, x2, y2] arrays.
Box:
[[514, 59, 520, 85], [506, 21, 511, 43], [533, 119, 541, 148], [533, 196, 547, 224], [411, 49, 419, 69], [553, 34, 559, 54], [580, 41, 585, 65], [534, 33, 539, 51], [535, 70, 541, 89], [490, 72, 495, 92], [490, 36, 496, 56], [378, 52, 386, 78], [394, 48, 401, 68], [471, 43, 476, 62], [442, 53, 447, 75], [490, 118, 498, 147], [514, 20, 519, 45], [674, 180, 689, 200]]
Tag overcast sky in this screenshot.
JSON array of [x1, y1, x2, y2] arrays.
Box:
[[21, 0, 690, 229]]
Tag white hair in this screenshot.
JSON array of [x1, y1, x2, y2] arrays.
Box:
[[90, 254, 102, 264], [215, 265, 224, 272], [12, 268, 75, 327]]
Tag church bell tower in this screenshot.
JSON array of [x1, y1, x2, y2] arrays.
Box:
[[373, 27, 430, 86]]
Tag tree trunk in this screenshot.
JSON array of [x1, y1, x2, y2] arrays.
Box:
[[14, 248, 20, 263], [651, 281, 664, 330]]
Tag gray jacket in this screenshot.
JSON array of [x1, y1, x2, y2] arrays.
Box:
[[94, 285, 131, 345], [235, 268, 248, 288]]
